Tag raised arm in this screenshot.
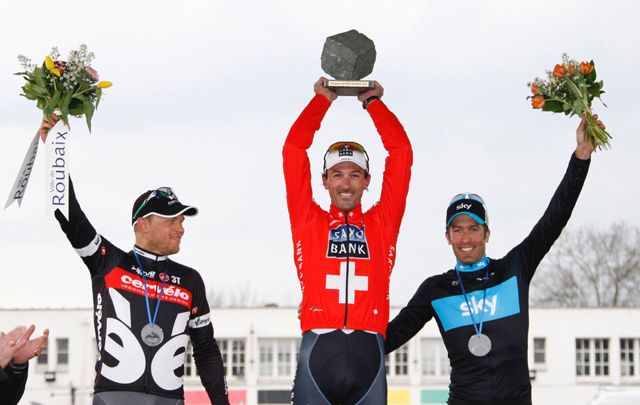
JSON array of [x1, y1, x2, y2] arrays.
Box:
[[282, 78, 334, 227], [360, 83, 413, 234], [39, 116, 122, 274], [510, 115, 604, 281]]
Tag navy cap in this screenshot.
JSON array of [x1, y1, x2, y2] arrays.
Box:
[[446, 193, 488, 227]]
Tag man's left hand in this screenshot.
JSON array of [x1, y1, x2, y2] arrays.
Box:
[[358, 81, 384, 102], [575, 114, 605, 160]]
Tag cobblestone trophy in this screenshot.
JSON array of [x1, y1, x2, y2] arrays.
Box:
[[321, 30, 376, 96]]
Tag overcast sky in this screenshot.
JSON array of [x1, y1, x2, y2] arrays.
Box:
[[1, 0, 639, 310]]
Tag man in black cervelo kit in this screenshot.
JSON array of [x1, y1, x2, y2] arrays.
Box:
[[385, 115, 605, 405], [40, 117, 229, 405]]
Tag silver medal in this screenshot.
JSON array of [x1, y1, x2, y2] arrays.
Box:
[[141, 323, 164, 347], [468, 333, 491, 357]]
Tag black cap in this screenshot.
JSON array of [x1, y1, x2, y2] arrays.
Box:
[[446, 193, 488, 227], [131, 187, 198, 225]]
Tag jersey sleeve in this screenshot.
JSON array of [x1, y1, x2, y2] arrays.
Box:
[[506, 153, 591, 282], [384, 278, 434, 353], [282, 94, 332, 227], [188, 272, 229, 405], [54, 177, 123, 276], [0, 363, 28, 405], [366, 99, 413, 236]]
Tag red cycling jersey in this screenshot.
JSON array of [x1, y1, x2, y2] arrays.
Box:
[[283, 94, 412, 336]]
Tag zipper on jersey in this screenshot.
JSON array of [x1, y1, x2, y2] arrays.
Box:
[[343, 211, 350, 328]]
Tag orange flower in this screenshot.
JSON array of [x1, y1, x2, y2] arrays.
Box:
[[567, 64, 575, 74], [531, 83, 540, 95], [531, 95, 545, 109], [580, 61, 593, 74], [553, 64, 567, 78]]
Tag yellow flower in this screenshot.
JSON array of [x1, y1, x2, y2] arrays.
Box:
[[98, 81, 112, 88], [44, 55, 55, 70], [51, 68, 61, 77]]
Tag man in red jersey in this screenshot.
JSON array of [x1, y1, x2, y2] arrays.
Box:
[[283, 77, 412, 404]]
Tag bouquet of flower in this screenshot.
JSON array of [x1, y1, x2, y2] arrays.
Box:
[[527, 54, 611, 150], [15, 44, 111, 132]]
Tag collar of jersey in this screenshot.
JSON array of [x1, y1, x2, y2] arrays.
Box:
[[329, 203, 363, 221], [133, 245, 168, 262], [455, 256, 490, 273]]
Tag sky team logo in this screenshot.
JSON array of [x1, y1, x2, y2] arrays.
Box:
[[431, 276, 521, 332], [326, 224, 370, 259]]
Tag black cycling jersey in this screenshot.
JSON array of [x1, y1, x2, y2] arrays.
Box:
[[54, 179, 228, 404], [385, 153, 590, 404], [292, 330, 387, 405]]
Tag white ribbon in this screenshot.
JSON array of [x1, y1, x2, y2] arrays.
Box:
[[45, 121, 71, 219], [5, 131, 40, 209]]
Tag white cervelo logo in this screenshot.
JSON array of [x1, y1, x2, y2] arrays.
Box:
[[460, 294, 498, 317], [121, 274, 190, 301], [98, 289, 190, 390]]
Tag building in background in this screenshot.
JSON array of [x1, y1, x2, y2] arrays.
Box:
[[1, 307, 639, 405]]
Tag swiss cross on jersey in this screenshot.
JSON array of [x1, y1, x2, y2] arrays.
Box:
[[326, 224, 370, 259]]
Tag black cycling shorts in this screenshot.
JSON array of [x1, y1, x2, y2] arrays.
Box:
[[292, 329, 387, 405]]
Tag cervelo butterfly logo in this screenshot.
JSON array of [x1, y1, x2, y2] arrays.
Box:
[[105, 267, 192, 309], [431, 276, 521, 332], [326, 224, 369, 259]]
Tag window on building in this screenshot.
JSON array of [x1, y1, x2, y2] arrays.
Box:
[[185, 342, 193, 376], [37, 345, 48, 366], [56, 338, 69, 366], [386, 344, 409, 377], [231, 339, 246, 377], [533, 337, 546, 365], [259, 338, 300, 378], [594, 339, 610, 376], [219, 339, 246, 378], [576, 338, 609, 377], [185, 339, 245, 378], [421, 338, 450, 378], [620, 338, 637, 377]]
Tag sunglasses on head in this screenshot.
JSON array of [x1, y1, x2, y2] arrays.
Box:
[[132, 187, 177, 221], [449, 193, 486, 206], [323, 141, 370, 172], [325, 141, 367, 154]]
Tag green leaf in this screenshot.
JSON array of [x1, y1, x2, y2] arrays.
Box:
[[572, 99, 585, 116], [61, 91, 73, 116], [77, 95, 95, 132], [44, 89, 63, 117], [565, 78, 584, 102], [95, 87, 102, 110], [68, 99, 84, 115], [542, 100, 565, 113], [585, 61, 597, 83]]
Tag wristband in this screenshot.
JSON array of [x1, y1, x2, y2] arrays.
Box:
[[9, 361, 27, 373], [362, 95, 380, 110]]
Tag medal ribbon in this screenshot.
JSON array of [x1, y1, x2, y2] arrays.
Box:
[[133, 251, 168, 326], [455, 257, 490, 336]]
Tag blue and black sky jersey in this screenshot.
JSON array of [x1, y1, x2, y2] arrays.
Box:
[[385, 153, 590, 404]]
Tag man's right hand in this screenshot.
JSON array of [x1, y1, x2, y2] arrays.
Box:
[[39, 114, 60, 142], [314, 77, 337, 103]]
